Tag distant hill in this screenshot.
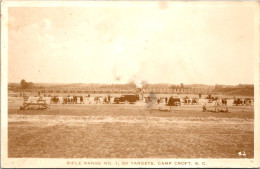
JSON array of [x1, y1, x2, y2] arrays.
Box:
[[213, 87, 254, 96]]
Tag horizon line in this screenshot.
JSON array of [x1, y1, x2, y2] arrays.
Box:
[[8, 81, 254, 86]]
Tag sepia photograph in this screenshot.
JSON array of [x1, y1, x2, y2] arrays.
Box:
[[1, 0, 260, 168]]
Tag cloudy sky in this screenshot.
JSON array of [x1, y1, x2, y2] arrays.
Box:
[[8, 2, 257, 85]]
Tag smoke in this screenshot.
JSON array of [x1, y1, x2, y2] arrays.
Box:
[[112, 59, 149, 86]]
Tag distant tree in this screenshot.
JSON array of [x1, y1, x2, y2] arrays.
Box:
[[20, 79, 34, 89], [180, 83, 184, 89], [20, 79, 27, 89], [27, 82, 34, 88]]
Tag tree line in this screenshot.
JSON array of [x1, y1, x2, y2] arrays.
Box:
[[20, 79, 34, 89]]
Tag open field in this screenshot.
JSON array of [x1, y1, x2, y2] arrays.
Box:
[[8, 99, 254, 158]]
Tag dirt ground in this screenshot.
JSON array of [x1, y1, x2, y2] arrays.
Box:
[[8, 101, 254, 158]]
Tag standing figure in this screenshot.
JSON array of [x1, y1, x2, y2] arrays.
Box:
[[157, 98, 160, 104], [80, 96, 83, 104], [108, 95, 111, 104]]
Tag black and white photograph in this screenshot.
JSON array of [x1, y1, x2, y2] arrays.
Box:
[[1, 1, 260, 168]]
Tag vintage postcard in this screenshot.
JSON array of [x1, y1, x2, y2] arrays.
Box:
[[1, 0, 260, 168]]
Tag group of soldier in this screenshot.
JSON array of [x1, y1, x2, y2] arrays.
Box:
[[50, 95, 112, 104]]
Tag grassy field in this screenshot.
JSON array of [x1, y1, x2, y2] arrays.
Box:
[[8, 100, 254, 158]]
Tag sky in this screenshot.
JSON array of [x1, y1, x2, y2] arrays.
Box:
[[8, 2, 257, 85]]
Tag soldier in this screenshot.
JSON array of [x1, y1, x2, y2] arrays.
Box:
[[80, 96, 83, 104], [203, 105, 207, 112], [108, 95, 111, 104], [165, 97, 168, 105]]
